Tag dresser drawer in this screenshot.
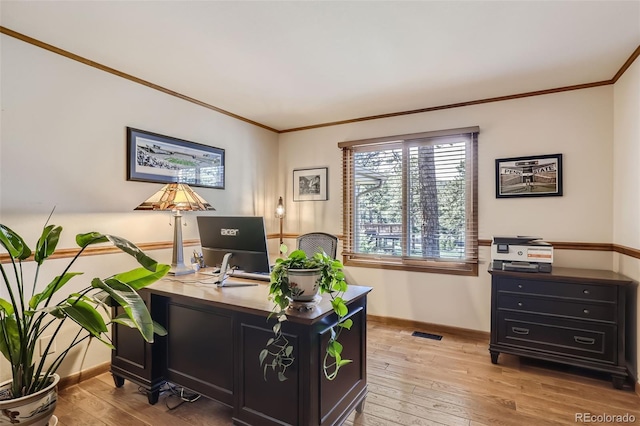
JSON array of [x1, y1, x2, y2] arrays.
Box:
[[497, 293, 616, 323], [496, 311, 616, 363], [495, 277, 617, 302]]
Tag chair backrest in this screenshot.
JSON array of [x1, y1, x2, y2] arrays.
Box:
[[296, 232, 338, 259]]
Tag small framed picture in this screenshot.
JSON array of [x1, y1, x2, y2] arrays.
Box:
[[495, 153, 563, 198], [293, 167, 328, 201], [127, 127, 225, 189]]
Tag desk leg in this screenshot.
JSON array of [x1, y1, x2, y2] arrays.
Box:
[[612, 374, 626, 390], [112, 374, 125, 388], [111, 372, 160, 405], [147, 390, 160, 405]]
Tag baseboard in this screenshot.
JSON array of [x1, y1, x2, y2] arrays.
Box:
[[367, 314, 490, 341], [58, 361, 110, 390]]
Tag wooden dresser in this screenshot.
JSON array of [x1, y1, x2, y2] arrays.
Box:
[[488, 267, 637, 389]]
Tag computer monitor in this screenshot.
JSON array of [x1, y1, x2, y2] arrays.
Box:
[[196, 216, 270, 273]]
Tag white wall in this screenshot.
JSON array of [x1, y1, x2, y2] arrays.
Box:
[[1, 35, 280, 242], [0, 35, 279, 381], [613, 58, 640, 249], [613, 56, 640, 385], [279, 86, 614, 331]]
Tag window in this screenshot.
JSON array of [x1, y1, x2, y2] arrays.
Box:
[[340, 127, 479, 275]]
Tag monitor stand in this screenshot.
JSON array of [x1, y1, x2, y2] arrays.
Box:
[[214, 254, 258, 287]]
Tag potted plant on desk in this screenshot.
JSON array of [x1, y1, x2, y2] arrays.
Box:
[[0, 221, 169, 426], [259, 249, 352, 382]]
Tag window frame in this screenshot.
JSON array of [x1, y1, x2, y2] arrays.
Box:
[[340, 127, 479, 276]]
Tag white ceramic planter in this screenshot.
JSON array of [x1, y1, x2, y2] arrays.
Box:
[[287, 268, 322, 301], [0, 374, 59, 426]]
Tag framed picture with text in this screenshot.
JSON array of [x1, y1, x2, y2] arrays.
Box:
[[495, 153, 563, 198], [127, 127, 225, 189], [293, 167, 328, 201]]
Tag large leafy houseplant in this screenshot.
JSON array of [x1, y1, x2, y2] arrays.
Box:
[[0, 221, 169, 400], [259, 249, 352, 381]]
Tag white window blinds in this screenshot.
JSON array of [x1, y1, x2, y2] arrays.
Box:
[[340, 127, 479, 275]]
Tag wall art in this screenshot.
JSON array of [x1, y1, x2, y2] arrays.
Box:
[[495, 153, 562, 198], [127, 127, 225, 189], [293, 167, 328, 201]]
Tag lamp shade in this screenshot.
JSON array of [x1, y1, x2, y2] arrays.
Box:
[[135, 183, 215, 212], [135, 183, 214, 276]]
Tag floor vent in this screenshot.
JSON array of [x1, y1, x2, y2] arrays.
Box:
[[412, 331, 443, 340]]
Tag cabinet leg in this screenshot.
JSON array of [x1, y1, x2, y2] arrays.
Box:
[[356, 397, 366, 414], [490, 351, 499, 364], [612, 375, 626, 390], [112, 374, 125, 388], [147, 389, 160, 405]]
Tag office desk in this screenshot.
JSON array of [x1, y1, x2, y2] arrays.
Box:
[[111, 271, 372, 426]]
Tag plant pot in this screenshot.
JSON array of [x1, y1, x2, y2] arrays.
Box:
[[287, 268, 322, 301], [0, 374, 60, 426]]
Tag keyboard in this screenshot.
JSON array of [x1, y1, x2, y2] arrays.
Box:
[[230, 270, 271, 281]]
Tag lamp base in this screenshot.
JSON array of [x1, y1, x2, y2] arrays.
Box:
[[169, 263, 195, 276], [168, 210, 194, 276]]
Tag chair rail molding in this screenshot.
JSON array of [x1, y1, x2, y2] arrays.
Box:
[[4, 237, 639, 264]]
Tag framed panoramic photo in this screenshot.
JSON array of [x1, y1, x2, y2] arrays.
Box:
[[495, 153, 563, 198], [293, 167, 328, 201], [127, 127, 225, 189]]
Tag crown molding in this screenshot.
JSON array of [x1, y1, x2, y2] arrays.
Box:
[[612, 45, 640, 83], [1, 26, 637, 135], [0, 26, 278, 134], [279, 44, 639, 133], [280, 81, 613, 133]]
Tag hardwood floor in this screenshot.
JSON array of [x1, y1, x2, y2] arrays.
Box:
[[54, 319, 640, 425]]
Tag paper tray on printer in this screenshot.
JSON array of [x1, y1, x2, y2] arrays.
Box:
[[495, 260, 552, 273], [492, 236, 543, 245]]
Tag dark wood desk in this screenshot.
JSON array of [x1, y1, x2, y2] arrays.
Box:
[[111, 272, 372, 425]]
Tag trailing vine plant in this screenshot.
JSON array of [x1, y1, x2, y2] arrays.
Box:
[[259, 247, 353, 381]]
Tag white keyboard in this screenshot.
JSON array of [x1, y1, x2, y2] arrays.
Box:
[[230, 271, 271, 281]]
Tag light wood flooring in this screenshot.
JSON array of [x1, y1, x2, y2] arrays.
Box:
[[54, 319, 640, 425]]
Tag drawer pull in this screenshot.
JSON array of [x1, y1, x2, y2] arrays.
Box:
[[518, 302, 523, 307], [574, 336, 595, 345], [518, 284, 523, 289], [512, 327, 530, 335], [583, 289, 590, 295], [583, 309, 590, 314]]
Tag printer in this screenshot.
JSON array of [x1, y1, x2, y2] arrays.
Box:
[[491, 236, 553, 272]]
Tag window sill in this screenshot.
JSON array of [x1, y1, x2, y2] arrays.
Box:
[[342, 256, 478, 277]]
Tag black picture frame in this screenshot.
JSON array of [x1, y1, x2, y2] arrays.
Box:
[[126, 127, 225, 189], [495, 153, 563, 198], [293, 167, 328, 201]]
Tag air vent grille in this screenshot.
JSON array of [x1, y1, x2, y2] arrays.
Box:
[[412, 331, 443, 340]]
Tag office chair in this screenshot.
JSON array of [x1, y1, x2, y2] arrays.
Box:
[[296, 232, 338, 259]]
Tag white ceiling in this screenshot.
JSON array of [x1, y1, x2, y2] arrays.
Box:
[[1, 1, 639, 132]]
